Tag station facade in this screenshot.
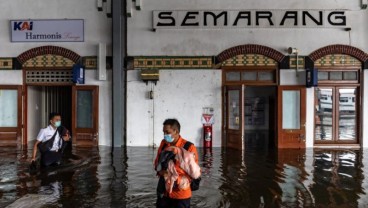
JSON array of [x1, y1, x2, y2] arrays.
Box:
[[0, 0, 113, 147], [126, 0, 368, 149], [0, 0, 367, 150]]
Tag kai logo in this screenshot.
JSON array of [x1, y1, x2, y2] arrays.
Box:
[[13, 21, 33, 31]]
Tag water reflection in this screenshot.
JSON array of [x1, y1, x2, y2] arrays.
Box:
[[0, 144, 367, 207]]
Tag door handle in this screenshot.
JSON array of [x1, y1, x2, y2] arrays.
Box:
[[93, 133, 99, 140], [299, 134, 305, 142]]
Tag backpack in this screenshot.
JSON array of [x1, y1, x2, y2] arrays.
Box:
[[159, 141, 201, 191]]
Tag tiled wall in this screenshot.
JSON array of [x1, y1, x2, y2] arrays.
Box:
[[133, 56, 213, 69], [221, 54, 277, 67], [315, 54, 361, 67]]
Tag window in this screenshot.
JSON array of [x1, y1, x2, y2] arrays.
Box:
[[314, 87, 358, 143], [317, 68, 359, 84], [224, 68, 277, 84]]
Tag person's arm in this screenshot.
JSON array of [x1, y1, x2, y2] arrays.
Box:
[[155, 140, 168, 176], [31, 140, 41, 161], [62, 131, 71, 141], [32, 129, 44, 161]]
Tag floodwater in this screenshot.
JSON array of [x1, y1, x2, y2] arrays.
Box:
[[0, 141, 368, 207]]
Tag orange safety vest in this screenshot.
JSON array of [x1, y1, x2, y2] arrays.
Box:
[[154, 136, 199, 199]]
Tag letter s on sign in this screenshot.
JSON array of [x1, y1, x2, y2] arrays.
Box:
[[157, 12, 176, 27]]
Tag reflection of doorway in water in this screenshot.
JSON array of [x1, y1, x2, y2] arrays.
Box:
[[27, 86, 72, 144], [244, 86, 277, 150]]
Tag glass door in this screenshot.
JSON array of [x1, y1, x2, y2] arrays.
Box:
[[0, 86, 22, 146], [277, 86, 306, 148], [337, 88, 358, 141], [225, 85, 244, 150], [72, 86, 99, 146]]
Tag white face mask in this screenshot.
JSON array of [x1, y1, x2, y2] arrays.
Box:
[[54, 121, 61, 128], [164, 134, 174, 143]]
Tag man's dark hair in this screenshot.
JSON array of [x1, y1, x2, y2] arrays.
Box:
[[49, 112, 61, 120], [163, 119, 181, 133]]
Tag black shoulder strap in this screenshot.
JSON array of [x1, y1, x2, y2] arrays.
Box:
[[183, 141, 193, 151], [161, 141, 192, 152], [160, 143, 167, 152], [48, 129, 58, 143]]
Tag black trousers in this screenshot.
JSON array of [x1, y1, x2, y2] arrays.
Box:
[[156, 196, 191, 208], [40, 141, 70, 167], [40, 150, 62, 167]]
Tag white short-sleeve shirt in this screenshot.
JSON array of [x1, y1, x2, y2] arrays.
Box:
[[37, 125, 62, 151]]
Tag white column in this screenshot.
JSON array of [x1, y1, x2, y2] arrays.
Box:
[[362, 70, 368, 148], [306, 88, 315, 148]]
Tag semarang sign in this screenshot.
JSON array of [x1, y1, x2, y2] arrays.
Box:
[[153, 10, 348, 29]]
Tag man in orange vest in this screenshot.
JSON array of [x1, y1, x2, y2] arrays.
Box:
[[154, 119, 199, 208]]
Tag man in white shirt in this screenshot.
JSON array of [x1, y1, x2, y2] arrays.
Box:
[[31, 112, 71, 167]]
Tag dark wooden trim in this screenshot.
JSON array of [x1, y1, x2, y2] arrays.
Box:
[[305, 56, 314, 69], [23, 85, 27, 146], [364, 60, 368, 69], [279, 56, 290, 69], [221, 86, 225, 147], [12, 58, 22, 70], [72, 86, 76, 145], [0, 85, 23, 147]]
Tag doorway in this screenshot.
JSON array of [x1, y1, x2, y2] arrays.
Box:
[[27, 86, 72, 143], [224, 85, 277, 150], [25, 85, 99, 146], [244, 86, 277, 150]]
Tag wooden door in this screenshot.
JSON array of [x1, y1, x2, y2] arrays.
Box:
[[225, 85, 244, 150], [277, 86, 306, 148], [72, 86, 99, 146], [0, 86, 22, 146]]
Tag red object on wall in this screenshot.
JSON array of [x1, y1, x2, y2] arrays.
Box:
[[203, 125, 212, 148]]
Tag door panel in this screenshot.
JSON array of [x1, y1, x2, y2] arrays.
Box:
[[0, 86, 22, 146], [72, 86, 99, 146], [314, 88, 334, 141], [337, 87, 357, 141], [278, 86, 306, 148], [225, 85, 244, 150]]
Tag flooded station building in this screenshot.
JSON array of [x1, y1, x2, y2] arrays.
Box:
[[0, 0, 367, 150], [126, 0, 368, 149], [0, 0, 113, 147]]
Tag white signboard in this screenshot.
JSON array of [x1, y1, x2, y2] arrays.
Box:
[[10, 19, 84, 42], [153, 10, 348, 29]]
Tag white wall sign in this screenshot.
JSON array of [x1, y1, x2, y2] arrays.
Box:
[[10, 19, 84, 42], [153, 10, 348, 29]]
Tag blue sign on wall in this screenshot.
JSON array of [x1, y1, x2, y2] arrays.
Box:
[[72, 64, 85, 84], [306, 68, 318, 88]]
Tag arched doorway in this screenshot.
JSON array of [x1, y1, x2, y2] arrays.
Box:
[[19, 46, 99, 147], [218, 44, 287, 150], [307, 45, 368, 146]]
